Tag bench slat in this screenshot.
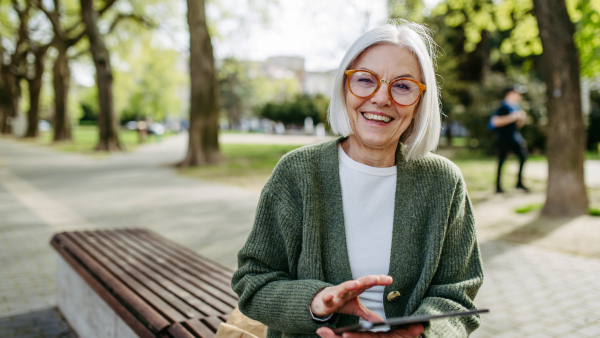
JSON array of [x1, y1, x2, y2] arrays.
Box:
[[93, 230, 231, 316], [128, 229, 235, 281], [184, 319, 220, 338], [109, 230, 239, 308], [53, 229, 241, 338], [201, 316, 224, 332], [167, 323, 197, 338], [138, 229, 234, 275], [67, 232, 188, 324], [86, 231, 215, 318], [103, 230, 238, 311], [53, 233, 170, 333], [126, 229, 235, 280], [122, 229, 238, 297]]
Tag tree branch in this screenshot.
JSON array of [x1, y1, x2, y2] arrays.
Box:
[[70, 48, 90, 60], [66, 0, 118, 34], [11, 0, 31, 15], [53, 0, 60, 14], [67, 29, 87, 47], [66, 22, 85, 35], [98, 0, 119, 16], [10, 0, 32, 69], [31, 0, 66, 40], [107, 13, 157, 34]]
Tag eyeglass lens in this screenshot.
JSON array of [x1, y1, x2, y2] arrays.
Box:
[[349, 71, 421, 105]]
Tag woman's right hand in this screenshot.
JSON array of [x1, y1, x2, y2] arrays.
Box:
[[310, 275, 393, 322]]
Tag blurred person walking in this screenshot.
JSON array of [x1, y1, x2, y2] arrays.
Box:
[[490, 85, 529, 193]]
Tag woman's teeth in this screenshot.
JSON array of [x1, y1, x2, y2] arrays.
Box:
[[363, 113, 392, 123]]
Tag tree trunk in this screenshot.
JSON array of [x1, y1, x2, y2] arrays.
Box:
[[52, 42, 72, 142], [181, 0, 220, 166], [25, 45, 49, 138], [0, 85, 9, 134], [80, 0, 121, 151], [533, 0, 588, 216], [0, 66, 20, 135], [445, 119, 453, 146]]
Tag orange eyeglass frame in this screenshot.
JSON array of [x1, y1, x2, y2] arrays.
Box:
[[345, 69, 427, 106]]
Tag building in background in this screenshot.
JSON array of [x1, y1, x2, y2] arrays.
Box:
[[305, 70, 337, 98], [263, 56, 306, 92]]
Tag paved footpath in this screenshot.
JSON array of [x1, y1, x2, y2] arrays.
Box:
[[1, 134, 599, 337]]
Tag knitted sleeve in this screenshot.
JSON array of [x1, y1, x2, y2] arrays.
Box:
[[414, 175, 484, 338], [231, 183, 335, 335]]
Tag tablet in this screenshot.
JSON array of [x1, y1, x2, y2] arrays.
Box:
[[332, 309, 489, 334]]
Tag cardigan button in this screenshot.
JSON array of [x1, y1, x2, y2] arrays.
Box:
[[387, 291, 401, 302]]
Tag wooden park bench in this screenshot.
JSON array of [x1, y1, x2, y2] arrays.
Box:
[[51, 229, 238, 338]]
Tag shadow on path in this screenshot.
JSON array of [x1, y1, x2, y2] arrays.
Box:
[[482, 215, 577, 261], [0, 307, 76, 338], [498, 215, 576, 243]]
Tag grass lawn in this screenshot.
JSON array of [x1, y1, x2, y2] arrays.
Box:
[[178, 144, 303, 191], [587, 150, 600, 160], [26, 125, 175, 154], [178, 143, 539, 196], [178, 142, 600, 210]]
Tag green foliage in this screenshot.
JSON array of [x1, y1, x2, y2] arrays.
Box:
[[589, 207, 600, 216], [110, 31, 187, 123], [251, 71, 299, 105], [78, 86, 99, 123], [256, 94, 330, 126], [572, 0, 600, 77], [436, 0, 540, 55], [435, 0, 600, 76], [217, 56, 315, 129], [388, 0, 427, 23], [515, 203, 543, 213], [218, 57, 254, 127], [0, 1, 17, 38]]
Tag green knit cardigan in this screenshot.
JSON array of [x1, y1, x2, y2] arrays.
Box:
[[231, 138, 484, 338]]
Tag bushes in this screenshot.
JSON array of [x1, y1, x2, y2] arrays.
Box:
[[256, 94, 329, 126]]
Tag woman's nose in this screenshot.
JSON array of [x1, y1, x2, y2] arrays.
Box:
[[370, 82, 392, 107]]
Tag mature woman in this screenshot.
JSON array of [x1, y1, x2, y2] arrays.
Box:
[[231, 21, 483, 338]]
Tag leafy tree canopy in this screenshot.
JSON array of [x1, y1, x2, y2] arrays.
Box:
[[434, 0, 600, 76]]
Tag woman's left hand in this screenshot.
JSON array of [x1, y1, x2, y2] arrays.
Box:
[[316, 325, 424, 338]]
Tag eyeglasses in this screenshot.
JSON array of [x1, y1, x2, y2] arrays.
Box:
[[345, 69, 426, 106]]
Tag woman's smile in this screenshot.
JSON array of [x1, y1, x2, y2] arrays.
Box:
[[361, 112, 394, 124]]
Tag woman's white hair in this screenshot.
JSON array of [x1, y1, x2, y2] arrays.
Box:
[[328, 20, 441, 161]]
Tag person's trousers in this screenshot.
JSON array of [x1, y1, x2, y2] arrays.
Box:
[[496, 139, 528, 190]]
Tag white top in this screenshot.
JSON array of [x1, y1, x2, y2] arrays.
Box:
[[338, 144, 396, 322]]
